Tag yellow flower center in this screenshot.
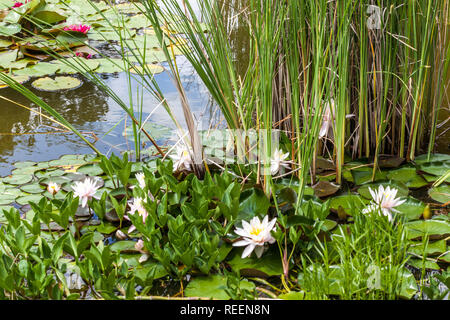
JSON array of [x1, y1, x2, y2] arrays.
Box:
[[250, 226, 262, 236]]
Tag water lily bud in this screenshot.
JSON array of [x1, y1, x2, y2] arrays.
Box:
[[115, 229, 128, 240], [47, 182, 60, 195], [422, 205, 432, 220]]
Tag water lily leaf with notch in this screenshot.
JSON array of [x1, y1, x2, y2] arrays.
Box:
[[20, 183, 44, 194], [329, 194, 367, 216], [11, 166, 39, 175], [405, 219, 450, 240], [0, 48, 17, 68], [0, 74, 30, 88], [407, 259, 440, 270], [55, 31, 88, 48], [32, 4, 67, 24], [386, 166, 428, 188], [127, 49, 169, 64], [396, 197, 426, 221], [3, 0, 42, 24], [408, 239, 447, 257], [129, 64, 164, 75], [428, 185, 450, 204], [14, 62, 60, 77], [16, 194, 44, 206], [126, 14, 151, 29], [0, 22, 21, 36], [312, 180, 340, 198], [3, 174, 33, 185], [226, 247, 283, 278], [0, 192, 17, 205], [77, 163, 104, 176], [418, 161, 450, 180], [351, 168, 387, 185], [32, 76, 82, 91], [185, 274, 255, 300], [53, 58, 100, 74], [357, 181, 409, 200], [14, 161, 37, 168], [414, 153, 450, 165], [35, 168, 66, 179], [93, 58, 125, 73], [237, 188, 270, 222]]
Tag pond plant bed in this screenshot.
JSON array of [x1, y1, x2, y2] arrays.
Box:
[[0, 151, 448, 300]]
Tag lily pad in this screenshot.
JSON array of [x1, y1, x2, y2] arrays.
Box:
[[386, 166, 428, 189], [32, 76, 82, 91], [312, 180, 340, 198], [93, 58, 125, 73], [428, 185, 450, 204], [3, 174, 33, 185], [226, 248, 283, 278], [329, 194, 367, 216], [0, 74, 30, 88], [185, 274, 255, 300], [405, 219, 450, 240], [129, 64, 164, 75], [395, 197, 427, 221]]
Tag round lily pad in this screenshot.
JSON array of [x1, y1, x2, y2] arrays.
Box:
[[129, 64, 164, 75], [0, 74, 30, 88], [3, 174, 33, 185], [428, 185, 450, 204], [31, 76, 82, 92]]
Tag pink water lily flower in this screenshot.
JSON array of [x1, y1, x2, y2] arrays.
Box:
[[64, 24, 91, 34]]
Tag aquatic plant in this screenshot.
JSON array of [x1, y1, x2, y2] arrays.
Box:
[[232, 216, 277, 259], [72, 177, 100, 208]]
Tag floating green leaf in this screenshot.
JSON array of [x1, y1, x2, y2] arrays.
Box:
[[185, 274, 255, 300], [32, 76, 82, 91]]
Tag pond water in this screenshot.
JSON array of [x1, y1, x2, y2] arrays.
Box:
[[0, 46, 218, 177]]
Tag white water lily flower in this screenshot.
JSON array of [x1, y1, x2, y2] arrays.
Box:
[[135, 172, 146, 189], [365, 185, 406, 221], [170, 144, 193, 172], [72, 178, 100, 208], [47, 182, 60, 195], [233, 216, 277, 258], [126, 197, 148, 233], [270, 148, 290, 175]]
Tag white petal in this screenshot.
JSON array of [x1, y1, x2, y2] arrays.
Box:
[[241, 243, 256, 258], [233, 239, 251, 247], [254, 245, 265, 258]]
